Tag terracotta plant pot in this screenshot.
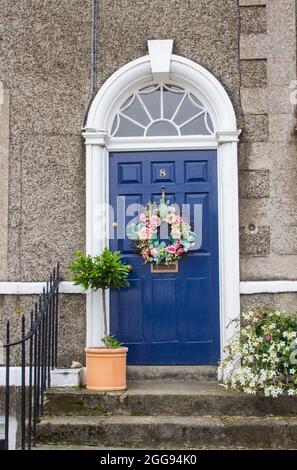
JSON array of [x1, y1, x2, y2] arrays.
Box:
[[85, 346, 128, 391]]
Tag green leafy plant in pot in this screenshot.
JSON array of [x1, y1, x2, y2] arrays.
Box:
[[68, 248, 131, 391]]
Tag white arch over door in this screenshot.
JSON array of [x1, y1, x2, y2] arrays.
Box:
[[82, 47, 240, 361]]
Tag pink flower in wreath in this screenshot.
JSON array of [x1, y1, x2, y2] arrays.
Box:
[[177, 248, 184, 255], [165, 245, 176, 254], [171, 227, 181, 239], [150, 215, 161, 227], [138, 227, 150, 240], [166, 212, 176, 224], [150, 247, 159, 258], [175, 215, 183, 224], [140, 213, 146, 222], [174, 241, 181, 248]]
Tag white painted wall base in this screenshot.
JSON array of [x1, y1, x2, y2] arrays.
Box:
[[0, 367, 83, 388], [1, 280, 297, 295], [0, 366, 31, 386], [240, 280, 297, 294], [0, 281, 84, 295]]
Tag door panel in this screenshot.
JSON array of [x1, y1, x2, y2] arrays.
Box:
[[118, 279, 143, 342], [151, 278, 178, 342], [109, 150, 220, 365]]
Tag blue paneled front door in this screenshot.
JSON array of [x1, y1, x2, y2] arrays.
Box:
[[109, 150, 220, 365]]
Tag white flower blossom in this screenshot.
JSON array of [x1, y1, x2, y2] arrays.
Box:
[[219, 308, 297, 397]]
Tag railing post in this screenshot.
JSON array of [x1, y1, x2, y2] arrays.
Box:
[[3, 265, 60, 450], [4, 320, 10, 450], [28, 310, 34, 450], [44, 283, 49, 389], [40, 290, 46, 415], [51, 267, 56, 370], [47, 276, 52, 388], [33, 303, 38, 446], [54, 262, 60, 368], [21, 315, 26, 450]]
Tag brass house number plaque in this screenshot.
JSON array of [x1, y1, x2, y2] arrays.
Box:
[[151, 261, 178, 273]]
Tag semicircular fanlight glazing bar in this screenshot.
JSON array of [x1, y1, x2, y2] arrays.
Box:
[[111, 84, 215, 137]]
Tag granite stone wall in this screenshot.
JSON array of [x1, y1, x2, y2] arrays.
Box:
[[0, 0, 90, 283], [0, 0, 243, 281], [239, 0, 297, 281], [0, 294, 86, 366], [0, 0, 296, 362], [241, 292, 297, 313]]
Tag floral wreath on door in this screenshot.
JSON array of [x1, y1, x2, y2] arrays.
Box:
[[128, 189, 196, 265]]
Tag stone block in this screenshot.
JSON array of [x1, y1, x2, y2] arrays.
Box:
[[271, 225, 297, 255], [240, 254, 297, 280], [269, 114, 296, 143], [239, 198, 270, 226], [267, 87, 295, 114], [266, 0, 296, 59], [238, 142, 274, 170], [240, 59, 267, 87], [241, 292, 297, 312], [267, 57, 296, 86], [240, 34, 269, 59], [240, 225, 270, 256], [239, 142, 297, 173], [240, 6, 267, 34], [241, 88, 268, 113], [241, 114, 269, 142], [239, 169, 270, 198], [241, 293, 275, 310], [269, 166, 297, 202]]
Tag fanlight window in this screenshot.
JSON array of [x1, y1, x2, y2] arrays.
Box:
[[111, 84, 214, 138]]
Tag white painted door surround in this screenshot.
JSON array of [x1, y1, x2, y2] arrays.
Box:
[[82, 40, 240, 360]]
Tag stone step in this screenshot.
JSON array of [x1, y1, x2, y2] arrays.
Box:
[[126, 366, 217, 381], [36, 414, 297, 450], [44, 380, 297, 417], [34, 445, 134, 450]]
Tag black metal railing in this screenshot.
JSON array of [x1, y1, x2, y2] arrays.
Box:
[[3, 264, 60, 450]]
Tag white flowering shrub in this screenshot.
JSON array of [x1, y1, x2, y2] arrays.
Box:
[[219, 308, 297, 397]]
